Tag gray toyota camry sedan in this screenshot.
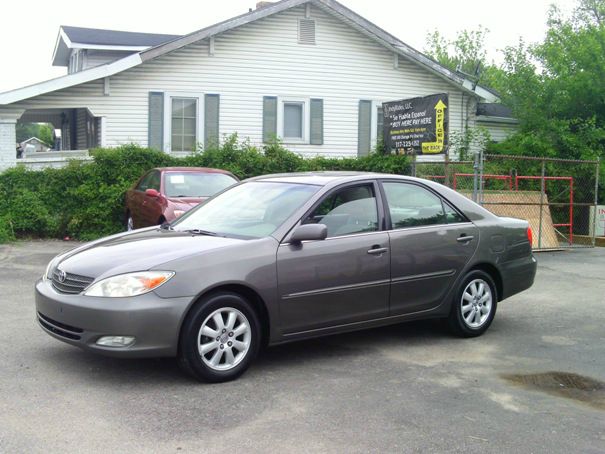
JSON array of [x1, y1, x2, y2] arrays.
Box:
[[36, 172, 537, 382]]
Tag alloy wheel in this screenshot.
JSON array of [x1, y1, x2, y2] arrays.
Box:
[[460, 278, 493, 329], [197, 307, 251, 371]]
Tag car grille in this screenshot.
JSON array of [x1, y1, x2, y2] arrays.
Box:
[[37, 312, 83, 340], [51, 269, 94, 295]]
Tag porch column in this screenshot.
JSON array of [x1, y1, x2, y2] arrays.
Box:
[[0, 109, 25, 172], [0, 118, 17, 172]]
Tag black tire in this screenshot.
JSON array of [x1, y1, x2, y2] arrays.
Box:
[[178, 292, 261, 383], [448, 270, 497, 338]]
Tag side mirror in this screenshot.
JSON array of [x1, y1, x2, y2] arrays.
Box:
[[145, 188, 160, 198], [290, 224, 328, 244]]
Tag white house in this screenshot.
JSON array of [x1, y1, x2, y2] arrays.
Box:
[[20, 137, 51, 153], [0, 0, 511, 171]]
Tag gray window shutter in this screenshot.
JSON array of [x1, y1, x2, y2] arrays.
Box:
[[310, 98, 324, 145], [263, 96, 278, 143], [148, 92, 164, 151], [358, 100, 372, 156], [204, 94, 220, 149], [377, 105, 384, 144]]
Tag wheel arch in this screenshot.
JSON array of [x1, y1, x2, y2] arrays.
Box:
[[468, 262, 503, 301], [178, 283, 271, 350]]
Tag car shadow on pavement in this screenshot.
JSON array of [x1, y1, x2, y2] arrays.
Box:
[[255, 319, 446, 367], [36, 319, 448, 385], [40, 347, 190, 385]]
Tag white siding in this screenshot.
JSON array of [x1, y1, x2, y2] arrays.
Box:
[[0, 120, 17, 171], [479, 120, 518, 143], [3, 5, 478, 158], [85, 50, 137, 70]]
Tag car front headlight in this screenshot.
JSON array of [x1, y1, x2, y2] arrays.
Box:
[[83, 271, 175, 297]]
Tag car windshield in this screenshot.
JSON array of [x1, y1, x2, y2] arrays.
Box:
[[164, 172, 237, 198], [172, 181, 320, 238]]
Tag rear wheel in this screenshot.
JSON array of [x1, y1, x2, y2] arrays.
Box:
[[448, 270, 497, 338], [178, 292, 261, 383]]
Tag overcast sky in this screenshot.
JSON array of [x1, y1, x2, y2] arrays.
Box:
[[0, 0, 573, 93]]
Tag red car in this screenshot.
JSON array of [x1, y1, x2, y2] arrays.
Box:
[[125, 167, 238, 230]]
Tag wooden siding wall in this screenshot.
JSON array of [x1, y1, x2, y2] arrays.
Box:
[[6, 5, 476, 158]]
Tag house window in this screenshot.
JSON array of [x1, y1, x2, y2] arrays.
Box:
[[277, 98, 310, 143], [69, 51, 81, 73], [171, 97, 197, 152], [283, 102, 304, 139], [69, 53, 76, 73], [370, 101, 385, 151]]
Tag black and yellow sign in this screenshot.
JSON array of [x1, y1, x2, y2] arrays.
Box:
[[383, 94, 449, 155]]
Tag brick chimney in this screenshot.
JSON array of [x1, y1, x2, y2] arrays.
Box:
[[256, 1, 274, 9]]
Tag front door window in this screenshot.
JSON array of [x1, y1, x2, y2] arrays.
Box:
[[303, 184, 379, 237]]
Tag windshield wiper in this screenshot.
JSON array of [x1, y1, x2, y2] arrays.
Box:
[[160, 222, 173, 231], [184, 228, 220, 237]]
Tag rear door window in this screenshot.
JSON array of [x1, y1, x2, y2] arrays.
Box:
[[382, 182, 447, 229], [443, 202, 466, 224]]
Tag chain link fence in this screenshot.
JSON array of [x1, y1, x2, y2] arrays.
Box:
[[413, 153, 601, 250]]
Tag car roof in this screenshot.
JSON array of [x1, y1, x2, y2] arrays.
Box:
[[155, 167, 235, 175], [247, 171, 498, 222], [249, 171, 416, 186]]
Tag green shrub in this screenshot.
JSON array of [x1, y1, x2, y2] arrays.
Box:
[[0, 215, 15, 243], [0, 136, 410, 243]]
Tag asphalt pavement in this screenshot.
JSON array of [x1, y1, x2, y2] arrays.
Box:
[[1, 240, 604, 453]]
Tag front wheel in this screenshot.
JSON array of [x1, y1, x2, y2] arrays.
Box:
[[178, 292, 261, 383], [448, 270, 497, 338]]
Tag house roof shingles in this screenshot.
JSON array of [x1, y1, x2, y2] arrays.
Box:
[[61, 25, 181, 47]]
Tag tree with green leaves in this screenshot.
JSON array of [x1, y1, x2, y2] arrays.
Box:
[[424, 26, 507, 158], [490, 0, 605, 161], [424, 25, 506, 93], [425, 0, 605, 165]]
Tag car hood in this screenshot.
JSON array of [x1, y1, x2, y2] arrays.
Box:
[[56, 228, 245, 280]]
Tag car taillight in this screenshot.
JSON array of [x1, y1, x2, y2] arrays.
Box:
[[527, 226, 533, 245]]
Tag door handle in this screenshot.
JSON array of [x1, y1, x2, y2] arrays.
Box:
[[457, 235, 474, 243], [367, 247, 388, 255]]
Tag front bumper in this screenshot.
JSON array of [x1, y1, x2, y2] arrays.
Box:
[[35, 279, 192, 358]]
